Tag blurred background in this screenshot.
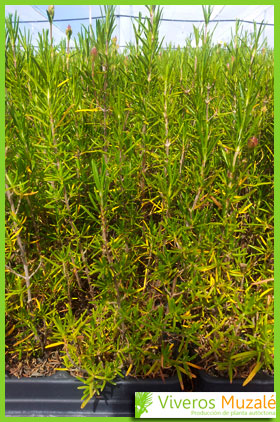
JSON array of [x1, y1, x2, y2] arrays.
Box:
[[5, 5, 274, 49]]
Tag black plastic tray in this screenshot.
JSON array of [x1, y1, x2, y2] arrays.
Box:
[[5, 370, 274, 417], [5, 371, 185, 417], [195, 370, 274, 392]]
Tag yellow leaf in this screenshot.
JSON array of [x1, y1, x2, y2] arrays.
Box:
[[151, 284, 163, 294], [238, 176, 247, 186], [135, 267, 148, 292], [13, 332, 34, 346], [11, 226, 23, 240], [125, 363, 133, 376], [238, 203, 253, 215], [260, 236, 267, 247], [242, 362, 262, 386], [45, 341, 65, 349], [34, 297, 41, 310], [209, 275, 215, 286], [142, 219, 150, 231], [57, 78, 70, 88], [198, 264, 216, 272], [80, 394, 93, 409], [259, 287, 273, 298], [6, 325, 16, 337], [24, 346, 40, 352], [229, 270, 243, 277]]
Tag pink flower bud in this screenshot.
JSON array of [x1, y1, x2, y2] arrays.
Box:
[[247, 136, 258, 149], [91, 47, 98, 58], [66, 24, 72, 39]]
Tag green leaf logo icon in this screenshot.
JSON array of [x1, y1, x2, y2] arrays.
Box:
[[135, 392, 153, 418]]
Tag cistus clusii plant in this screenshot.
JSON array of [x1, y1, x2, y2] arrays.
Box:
[[5, 5, 273, 408]]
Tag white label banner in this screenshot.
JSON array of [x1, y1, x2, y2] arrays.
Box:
[[135, 392, 276, 418]]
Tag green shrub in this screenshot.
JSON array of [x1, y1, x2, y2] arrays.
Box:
[[5, 6, 273, 407]]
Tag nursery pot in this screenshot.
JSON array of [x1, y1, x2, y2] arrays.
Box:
[[195, 370, 274, 392], [5, 371, 190, 417]]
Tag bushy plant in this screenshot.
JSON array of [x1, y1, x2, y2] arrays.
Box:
[[5, 6, 273, 407]]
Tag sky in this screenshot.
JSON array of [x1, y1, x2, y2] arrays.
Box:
[[5, 5, 274, 49]]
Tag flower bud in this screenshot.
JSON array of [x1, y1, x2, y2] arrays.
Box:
[[91, 46, 98, 58], [247, 136, 258, 149], [66, 25, 72, 40], [47, 5, 54, 20]]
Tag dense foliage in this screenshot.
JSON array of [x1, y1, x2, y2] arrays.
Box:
[[5, 6, 273, 407]]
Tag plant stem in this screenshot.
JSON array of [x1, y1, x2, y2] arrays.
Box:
[[5, 183, 32, 305]]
